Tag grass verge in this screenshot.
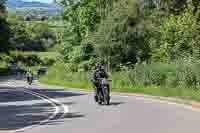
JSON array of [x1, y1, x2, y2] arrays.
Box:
[[0, 63, 9, 76], [40, 77, 200, 101], [39, 63, 200, 102]]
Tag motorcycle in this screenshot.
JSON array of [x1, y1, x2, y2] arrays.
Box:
[[27, 76, 33, 85], [96, 78, 111, 105]]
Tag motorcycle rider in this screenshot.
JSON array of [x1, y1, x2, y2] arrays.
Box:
[[92, 63, 109, 102], [26, 69, 33, 85]]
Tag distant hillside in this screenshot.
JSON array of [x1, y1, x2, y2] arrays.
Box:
[[6, 0, 62, 9], [6, 0, 63, 17]]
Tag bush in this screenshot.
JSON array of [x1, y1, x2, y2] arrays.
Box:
[[148, 3, 200, 62], [9, 52, 42, 66], [7, 52, 57, 68], [0, 61, 9, 76], [40, 63, 92, 89], [42, 58, 56, 66], [124, 62, 200, 88], [67, 63, 78, 72], [78, 58, 96, 72]]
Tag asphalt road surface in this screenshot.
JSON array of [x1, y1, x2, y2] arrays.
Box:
[[0, 78, 200, 133]]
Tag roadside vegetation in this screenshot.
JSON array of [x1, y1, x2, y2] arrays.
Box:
[[1, 0, 60, 74], [40, 0, 200, 101], [0, 61, 9, 75], [40, 62, 200, 101], [1, 0, 200, 101], [0, 51, 59, 75]]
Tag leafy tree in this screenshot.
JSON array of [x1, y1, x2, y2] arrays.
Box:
[[57, 0, 200, 72], [9, 17, 56, 51], [90, 0, 149, 68], [0, 0, 11, 52], [148, 3, 200, 62], [62, 0, 100, 42]]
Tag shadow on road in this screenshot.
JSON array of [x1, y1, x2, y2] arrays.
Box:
[[0, 86, 84, 103], [30, 89, 85, 99], [0, 74, 40, 83], [0, 103, 84, 131], [109, 102, 125, 106], [0, 87, 85, 131], [0, 75, 17, 82]]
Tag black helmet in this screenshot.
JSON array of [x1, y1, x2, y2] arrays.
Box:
[[100, 65, 105, 70], [95, 63, 100, 68]]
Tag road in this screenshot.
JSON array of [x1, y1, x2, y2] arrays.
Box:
[[0, 78, 200, 133]]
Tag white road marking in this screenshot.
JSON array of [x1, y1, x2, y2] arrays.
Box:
[[9, 89, 69, 133], [25, 89, 69, 115]]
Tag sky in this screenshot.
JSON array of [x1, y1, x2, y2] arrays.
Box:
[[22, 0, 54, 3]]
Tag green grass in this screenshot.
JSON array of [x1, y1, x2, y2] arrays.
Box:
[[0, 62, 9, 76], [39, 63, 200, 102], [40, 75, 200, 101], [0, 53, 10, 76], [40, 63, 92, 89]]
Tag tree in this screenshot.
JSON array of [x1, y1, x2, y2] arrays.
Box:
[[0, 0, 6, 18], [60, 0, 115, 45], [91, 0, 149, 68], [148, 3, 200, 62], [0, 0, 10, 52], [9, 17, 56, 51], [62, 0, 101, 41]]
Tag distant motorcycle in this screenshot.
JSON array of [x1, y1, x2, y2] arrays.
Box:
[[26, 71, 33, 85], [37, 66, 48, 77], [27, 76, 33, 85], [96, 78, 111, 105]]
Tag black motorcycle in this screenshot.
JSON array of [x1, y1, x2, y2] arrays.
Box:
[[26, 73, 33, 85], [96, 78, 111, 105], [27, 76, 33, 85]]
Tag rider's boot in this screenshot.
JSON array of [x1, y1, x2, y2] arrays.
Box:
[[94, 87, 98, 102], [94, 95, 98, 102]]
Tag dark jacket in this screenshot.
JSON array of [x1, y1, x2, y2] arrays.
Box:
[[92, 69, 108, 84]]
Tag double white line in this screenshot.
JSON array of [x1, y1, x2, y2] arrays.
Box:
[[11, 88, 69, 133]]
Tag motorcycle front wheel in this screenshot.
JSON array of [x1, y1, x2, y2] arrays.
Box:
[[103, 86, 110, 105]]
